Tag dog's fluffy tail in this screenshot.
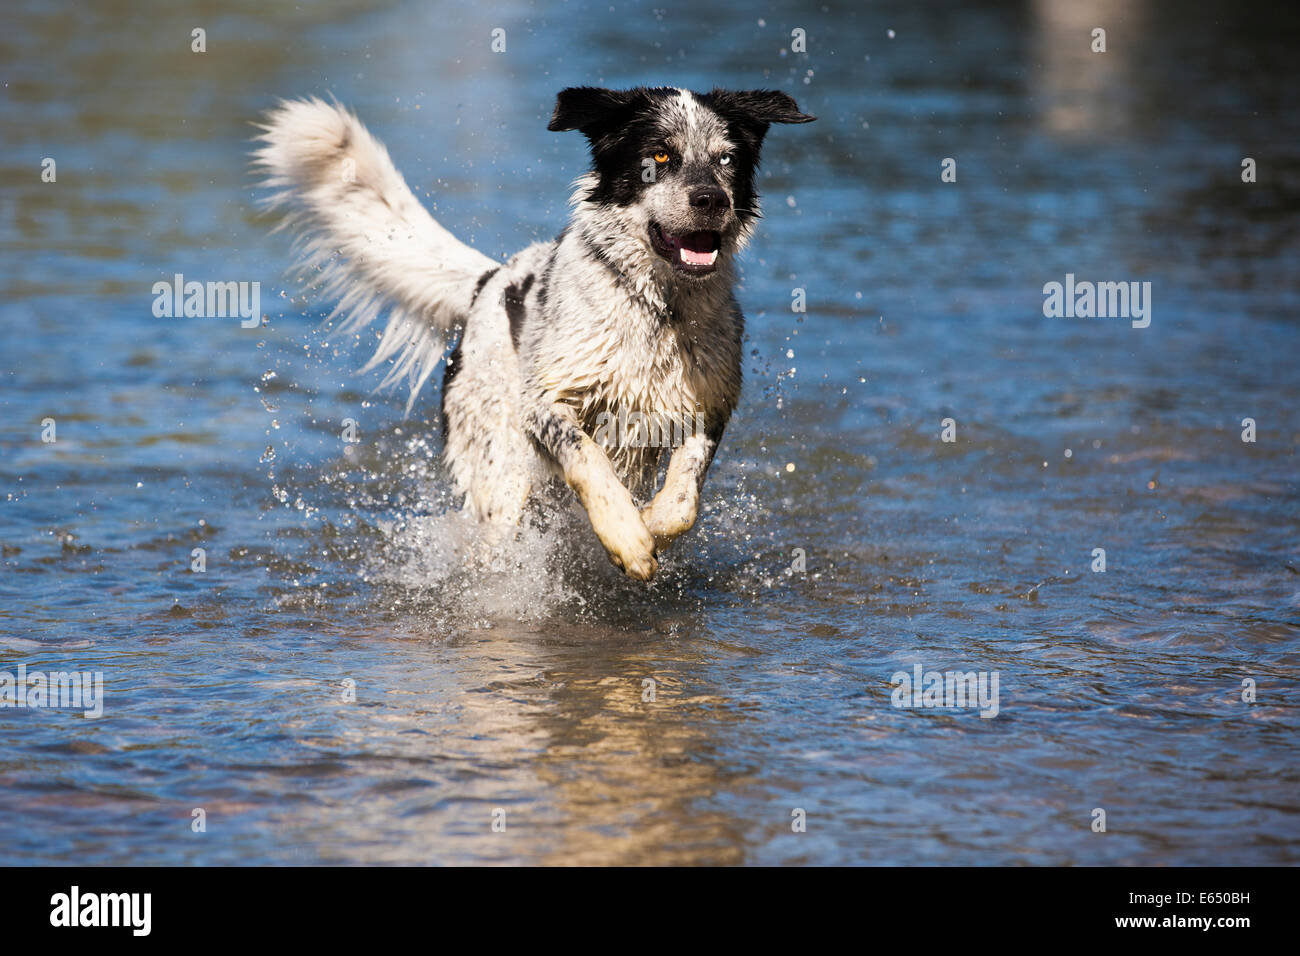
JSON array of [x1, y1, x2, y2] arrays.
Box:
[[253, 98, 497, 414]]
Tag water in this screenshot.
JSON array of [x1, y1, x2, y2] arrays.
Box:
[[1, 0, 1297, 865]]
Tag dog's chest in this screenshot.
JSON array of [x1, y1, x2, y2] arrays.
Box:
[[572, 303, 727, 427]]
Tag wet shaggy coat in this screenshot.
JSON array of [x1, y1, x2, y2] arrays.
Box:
[[254, 86, 813, 579]]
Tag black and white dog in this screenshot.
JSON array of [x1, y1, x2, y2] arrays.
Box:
[[255, 87, 814, 580]]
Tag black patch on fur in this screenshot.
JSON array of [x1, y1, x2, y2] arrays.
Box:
[[537, 250, 555, 312], [470, 267, 498, 308], [548, 87, 812, 217], [549, 87, 654, 133], [505, 273, 535, 348], [530, 416, 585, 461], [578, 229, 638, 295], [699, 89, 815, 127], [550, 87, 681, 207], [576, 229, 674, 325], [696, 90, 813, 226], [440, 340, 462, 439]]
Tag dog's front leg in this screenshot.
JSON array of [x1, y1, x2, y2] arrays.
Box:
[[641, 430, 719, 550], [525, 403, 658, 581]]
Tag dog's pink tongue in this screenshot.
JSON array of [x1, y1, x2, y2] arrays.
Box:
[[681, 247, 715, 266]]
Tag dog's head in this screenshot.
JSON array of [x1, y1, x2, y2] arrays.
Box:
[[549, 86, 814, 280]]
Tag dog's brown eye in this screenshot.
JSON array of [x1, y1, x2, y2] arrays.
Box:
[[653, 151, 670, 164]]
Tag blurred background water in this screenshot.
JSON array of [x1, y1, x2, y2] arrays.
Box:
[[0, 0, 1297, 865]]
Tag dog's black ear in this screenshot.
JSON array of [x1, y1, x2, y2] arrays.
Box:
[[548, 87, 642, 133], [709, 89, 816, 127]]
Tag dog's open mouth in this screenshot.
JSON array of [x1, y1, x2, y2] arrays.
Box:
[[650, 223, 721, 274]]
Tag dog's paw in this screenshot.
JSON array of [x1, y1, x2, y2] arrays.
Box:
[[612, 546, 658, 581], [592, 506, 658, 581], [641, 491, 698, 551]]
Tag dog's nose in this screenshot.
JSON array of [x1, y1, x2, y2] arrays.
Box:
[[689, 186, 730, 212]]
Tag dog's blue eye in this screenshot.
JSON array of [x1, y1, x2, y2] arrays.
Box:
[[718, 154, 733, 166]]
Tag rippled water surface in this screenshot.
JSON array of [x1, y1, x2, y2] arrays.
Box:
[[1, 0, 1298, 865]]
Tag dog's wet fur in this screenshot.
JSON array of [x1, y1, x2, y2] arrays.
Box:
[[255, 87, 813, 580]]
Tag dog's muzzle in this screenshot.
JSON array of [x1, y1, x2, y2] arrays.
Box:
[[649, 222, 722, 275]]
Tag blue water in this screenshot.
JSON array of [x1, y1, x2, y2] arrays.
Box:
[[1, 0, 1297, 864]]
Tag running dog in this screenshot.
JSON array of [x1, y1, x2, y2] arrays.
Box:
[[254, 87, 814, 580]]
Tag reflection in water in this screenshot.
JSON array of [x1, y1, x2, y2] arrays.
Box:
[[1032, 0, 1148, 137], [532, 634, 753, 867]]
